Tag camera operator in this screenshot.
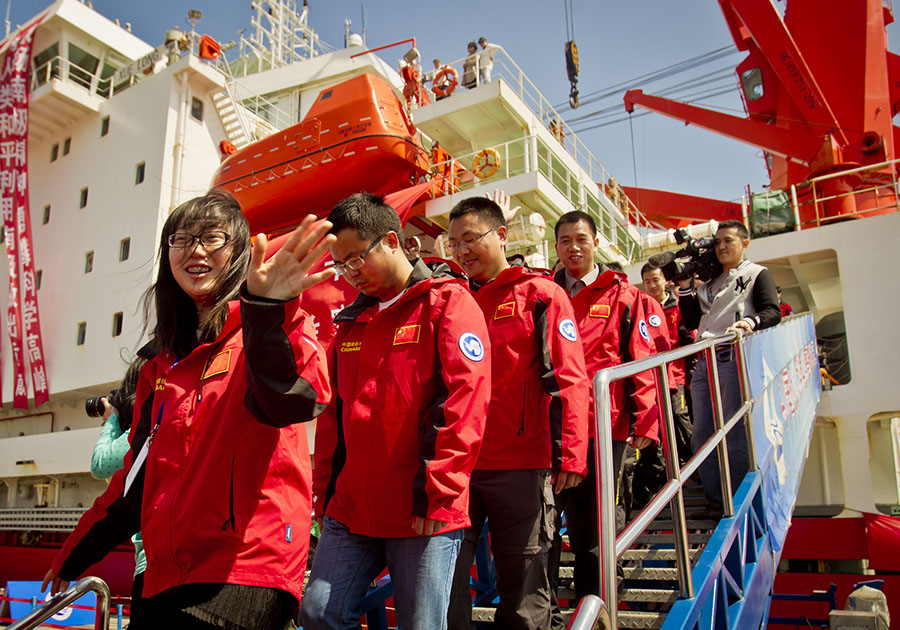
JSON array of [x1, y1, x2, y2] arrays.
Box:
[[677, 220, 781, 514]]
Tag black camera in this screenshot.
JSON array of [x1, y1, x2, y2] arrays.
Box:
[[649, 229, 722, 283], [85, 392, 116, 418]]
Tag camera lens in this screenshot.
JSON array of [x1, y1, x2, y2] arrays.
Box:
[[85, 396, 105, 418]]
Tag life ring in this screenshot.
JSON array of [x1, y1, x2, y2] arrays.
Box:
[[473, 148, 501, 179], [432, 66, 459, 98]]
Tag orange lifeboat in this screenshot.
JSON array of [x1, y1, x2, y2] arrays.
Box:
[[211, 73, 431, 234]]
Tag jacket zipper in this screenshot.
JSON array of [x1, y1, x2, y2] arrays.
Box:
[[222, 451, 236, 531]]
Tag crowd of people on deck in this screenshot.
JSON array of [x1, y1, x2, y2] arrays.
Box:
[[43, 187, 782, 629]]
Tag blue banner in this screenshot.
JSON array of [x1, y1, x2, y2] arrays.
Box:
[[743, 314, 822, 554], [6, 581, 97, 626]]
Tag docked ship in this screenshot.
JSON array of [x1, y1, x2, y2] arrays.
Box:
[[0, 0, 896, 628]]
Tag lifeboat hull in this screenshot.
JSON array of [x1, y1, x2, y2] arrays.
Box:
[[211, 73, 430, 234]]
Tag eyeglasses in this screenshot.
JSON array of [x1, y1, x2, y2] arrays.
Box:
[[167, 231, 231, 250], [333, 233, 388, 276], [446, 227, 497, 252]]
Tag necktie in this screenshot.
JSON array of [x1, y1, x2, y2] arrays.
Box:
[[570, 279, 585, 297]]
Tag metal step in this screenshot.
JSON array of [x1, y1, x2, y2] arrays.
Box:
[[618, 610, 666, 629], [636, 532, 710, 545], [622, 566, 679, 581], [620, 587, 679, 604], [642, 518, 719, 531], [621, 547, 702, 562]]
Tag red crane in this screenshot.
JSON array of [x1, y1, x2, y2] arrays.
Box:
[[622, 0, 900, 226]]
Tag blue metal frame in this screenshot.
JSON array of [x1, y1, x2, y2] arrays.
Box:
[[661, 471, 773, 629]]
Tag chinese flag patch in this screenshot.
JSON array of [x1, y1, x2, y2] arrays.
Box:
[[393, 324, 421, 345], [203, 349, 232, 379], [590, 304, 611, 318], [494, 301, 516, 319]]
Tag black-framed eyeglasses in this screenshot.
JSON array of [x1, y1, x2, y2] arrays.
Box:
[[167, 231, 231, 250], [334, 232, 389, 276], [446, 227, 497, 252]]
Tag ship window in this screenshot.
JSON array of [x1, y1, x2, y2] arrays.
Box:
[[63, 137, 71, 156], [135, 162, 145, 185], [101, 116, 110, 136], [191, 97, 203, 121], [119, 237, 130, 261], [97, 63, 117, 98], [79, 187, 88, 208], [68, 43, 100, 90], [50, 143, 59, 162], [112, 312, 123, 337], [320, 90, 333, 101], [42, 205, 50, 225], [740, 68, 764, 101], [84, 251, 94, 273], [33, 42, 60, 87], [36, 270, 42, 290], [76, 321, 87, 345]]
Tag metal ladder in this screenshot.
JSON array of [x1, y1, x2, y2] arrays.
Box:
[[6, 576, 110, 630]]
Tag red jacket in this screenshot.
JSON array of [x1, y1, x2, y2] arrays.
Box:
[[51, 290, 330, 603], [555, 268, 659, 444], [473, 265, 588, 475], [662, 293, 694, 386], [315, 260, 491, 538], [641, 293, 678, 387]]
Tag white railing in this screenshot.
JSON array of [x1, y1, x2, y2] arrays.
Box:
[[0, 507, 86, 531], [432, 46, 655, 232], [428, 134, 643, 261]]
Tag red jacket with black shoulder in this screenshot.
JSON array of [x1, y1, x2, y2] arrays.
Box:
[[51, 289, 330, 603], [314, 260, 491, 538], [556, 268, 659, 444], [472, 265, 588, 475]]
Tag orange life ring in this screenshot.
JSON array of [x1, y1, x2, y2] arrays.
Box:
[[432, 66, 459, 98], [473, 148, 501, 178]]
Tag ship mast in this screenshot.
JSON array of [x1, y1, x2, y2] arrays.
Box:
[[236, 0, 330, 74]]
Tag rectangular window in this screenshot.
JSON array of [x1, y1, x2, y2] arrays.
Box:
[[84, 250, 94, 273], [68, 43, 99, 89], [135, 162, 145, 185], [42, 205, 50, 225], [79, 187, 88, 208], [36, 269, 42, 290], [101, 116, 110, 136], [190, 97, 204, 121], [33, 42, 60, 87], [112, 312, 123, 337], [76, 321, 87, 346], [119, 237, 130, 261], [63, 137, 71, 155], [50, 143, 59, 162]]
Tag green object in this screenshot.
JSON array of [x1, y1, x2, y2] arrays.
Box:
[[311, 520, 321, 538], [749, 190, 795, 237]]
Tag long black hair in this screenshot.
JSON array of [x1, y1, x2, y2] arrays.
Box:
[[142, 189, 251, 358]]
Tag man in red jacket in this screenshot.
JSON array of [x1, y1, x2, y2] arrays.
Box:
[[548, 211, 659, 623], [446, 196, 588, 630], [302, 194, 491, 630]]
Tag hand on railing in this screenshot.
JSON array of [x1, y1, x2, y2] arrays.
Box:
[[40, 568, 68, 596]]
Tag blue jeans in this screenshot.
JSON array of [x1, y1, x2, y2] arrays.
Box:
[[300, 516, 463, 630], [690, 352, 749, 505]]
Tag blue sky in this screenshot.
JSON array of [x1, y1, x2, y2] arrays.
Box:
[[10, 0, 900, 205]]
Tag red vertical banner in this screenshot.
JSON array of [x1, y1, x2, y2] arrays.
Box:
[[1, 19, 48, 408]]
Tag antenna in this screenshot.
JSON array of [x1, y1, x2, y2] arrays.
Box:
[[360, 1, 367, 46], [4, 0, 11, 39]]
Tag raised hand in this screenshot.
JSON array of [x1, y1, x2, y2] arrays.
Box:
[[486, 188, 521, 222], [247, 215, 337, 301]]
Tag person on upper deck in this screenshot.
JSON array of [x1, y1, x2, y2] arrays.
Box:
[[677, 220, 781, 514], [43, 190, 334, 630], [462, 41, 479, 89], [301, 193, 490, 630], [477, 37, 499, 84], [446, 194, 588, 630]]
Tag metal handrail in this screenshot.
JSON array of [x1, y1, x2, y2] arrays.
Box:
[[6, 576, 110, 630], [593, 329, 759, 629], [566, 594, 610, 630]]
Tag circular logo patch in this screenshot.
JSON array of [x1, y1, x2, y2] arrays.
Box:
[[559, 318, 578, 342], [648, 314, 662, 327], [459, 332, 485, 362], [639, 320, 650, 341]]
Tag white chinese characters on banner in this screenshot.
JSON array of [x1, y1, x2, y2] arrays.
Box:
[[1, 18, 48, 408]]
